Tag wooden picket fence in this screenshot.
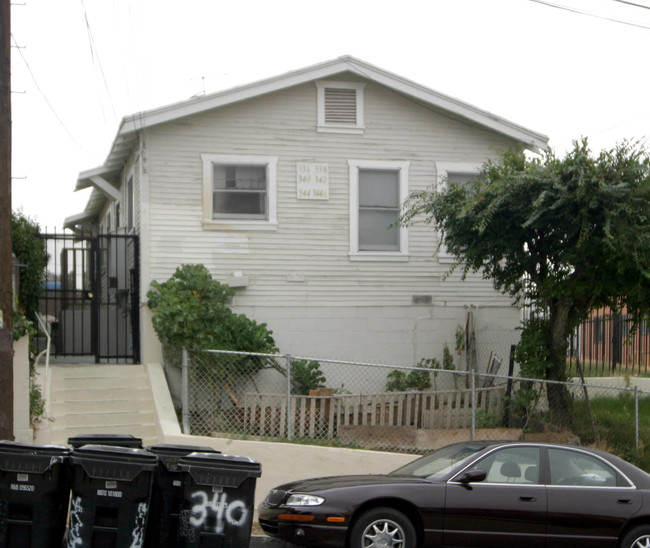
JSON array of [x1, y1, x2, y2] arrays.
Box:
[[242, 385, 505, 439]]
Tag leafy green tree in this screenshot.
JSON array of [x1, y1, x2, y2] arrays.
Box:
[[402, 140, 650, 424], [11, 211, 48, 322]]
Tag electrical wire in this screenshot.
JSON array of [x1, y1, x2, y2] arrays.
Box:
[[11, 34, 87, 151], [79, 0, 118, 122], [527, 0, 650, 28], [612, 0, 650, 10]]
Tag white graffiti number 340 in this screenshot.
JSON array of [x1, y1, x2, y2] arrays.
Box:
[[190, 491, 248, 534]]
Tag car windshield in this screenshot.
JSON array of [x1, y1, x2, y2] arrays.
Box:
[[390, 442, 487, 480]]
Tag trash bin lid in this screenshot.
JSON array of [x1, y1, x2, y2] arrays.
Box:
[[67, 433, 143, 448], [147, 443, 220, 472], [179, 453, 261, 488], [71, 444, 158, 481], [0, 440, 70, 474]]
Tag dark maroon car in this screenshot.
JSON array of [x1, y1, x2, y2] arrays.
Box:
[[258, 441, 650, 548]]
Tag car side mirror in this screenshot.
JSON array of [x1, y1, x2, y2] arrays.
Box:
[[456, 469, 487, 485]]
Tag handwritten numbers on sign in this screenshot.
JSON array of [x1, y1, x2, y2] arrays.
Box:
[[297, 163, 329, 200]]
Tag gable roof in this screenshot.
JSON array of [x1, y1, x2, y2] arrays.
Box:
[[66, 55, 549, 229]]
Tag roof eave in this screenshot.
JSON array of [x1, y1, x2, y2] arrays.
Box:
[[113, 55, 548, 151]]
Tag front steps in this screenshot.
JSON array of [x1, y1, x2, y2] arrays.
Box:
[[41, 364, 159, 447]]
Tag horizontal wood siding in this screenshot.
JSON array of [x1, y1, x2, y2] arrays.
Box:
[[144, 78, 517, 307]]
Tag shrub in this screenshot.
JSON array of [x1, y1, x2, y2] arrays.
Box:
[[147, 264, 277, 354], [386, 359, 438, 392], [291, 360, 326, 395]]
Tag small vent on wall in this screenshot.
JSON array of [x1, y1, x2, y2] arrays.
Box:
[[412, 295, 433, 305], [324, 87, 357, 124]]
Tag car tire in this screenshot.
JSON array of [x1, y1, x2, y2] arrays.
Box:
[[621, 525, 650, 548], [349, 507, 416, 548]]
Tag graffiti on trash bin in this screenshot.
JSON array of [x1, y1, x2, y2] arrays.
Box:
[[180, 490, 249, 535], [129, 502, 148, 548], [179, 509, 197, 541], [67, 496, 84, 547]]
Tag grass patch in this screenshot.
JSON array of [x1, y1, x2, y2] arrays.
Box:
[[572, 393, 650, 470]]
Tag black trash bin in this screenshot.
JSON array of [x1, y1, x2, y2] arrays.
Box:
[[0, 441, 71, 548], [145, 444, 221, 548], [177, 453, 261, 548], [67, 444, 157, 548], [67, 433, 143, 449]]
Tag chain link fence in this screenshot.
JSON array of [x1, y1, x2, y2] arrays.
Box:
[[161, 347, 650, 461]]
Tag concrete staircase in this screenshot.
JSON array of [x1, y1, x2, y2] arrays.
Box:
[[42, 364, 160, 447]]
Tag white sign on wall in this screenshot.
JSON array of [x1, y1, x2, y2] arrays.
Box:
[[296, 163, 329, 200]]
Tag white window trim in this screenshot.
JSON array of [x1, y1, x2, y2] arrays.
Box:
[[436, 162, 482, 263], [202, 153, 278, 231], [316, 80, 365, 134], [126, 172, 135, 233], [349, 159, 409, 262]]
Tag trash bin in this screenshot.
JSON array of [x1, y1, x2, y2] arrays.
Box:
[[0, 441, 71, 548], [67, 444, 157, 548], [145, 444, 221, 548], [67, 433, 143, 449], [177, 453, 261, 548]]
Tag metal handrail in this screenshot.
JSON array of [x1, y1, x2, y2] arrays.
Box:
[[34, 312, 51, 414]]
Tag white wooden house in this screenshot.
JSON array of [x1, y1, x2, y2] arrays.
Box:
[[64, 56, 548, 367]]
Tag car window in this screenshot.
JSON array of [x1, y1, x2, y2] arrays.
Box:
[[468, 446, 541, 484], [392, 442, 486, 479], [548, 448, 620, 487]]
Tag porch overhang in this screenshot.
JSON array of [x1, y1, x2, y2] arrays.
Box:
[[63, 210, 96, 231]]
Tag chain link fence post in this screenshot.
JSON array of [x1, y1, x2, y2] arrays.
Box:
[[182, 348, 190, 434], [635, 386, 640, 452], [286, 355, 293, 441], [471, 369, 476, 441]]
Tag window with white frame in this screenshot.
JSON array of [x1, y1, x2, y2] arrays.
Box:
[[349, 160, 409, 260], [316, 81, 365, 134], [436, 162, 482, 263], [202, 154, 278, 230]]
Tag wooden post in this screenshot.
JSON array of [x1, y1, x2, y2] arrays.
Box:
[[0, 0, 14, 440]]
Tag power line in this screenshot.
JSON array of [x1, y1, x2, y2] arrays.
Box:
[[528, 0, 650, 29], [11, 34, 87, 151], [79, 0, 117, 121], [612, 0, 650, 10]]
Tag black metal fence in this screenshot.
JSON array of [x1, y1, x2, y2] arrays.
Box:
[[569, 312, 650, 376], [37, 231, 140, 363]]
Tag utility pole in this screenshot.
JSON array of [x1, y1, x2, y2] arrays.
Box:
[[0, 0, 14, 440]]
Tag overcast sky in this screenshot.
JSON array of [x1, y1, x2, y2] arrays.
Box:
[[9, 0, 650, 231]]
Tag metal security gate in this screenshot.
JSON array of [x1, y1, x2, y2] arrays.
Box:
[[37, 232, 140, 363]]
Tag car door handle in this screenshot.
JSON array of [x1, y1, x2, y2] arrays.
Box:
[[618, 499, 633, 505], [520, 496, 536, 502]]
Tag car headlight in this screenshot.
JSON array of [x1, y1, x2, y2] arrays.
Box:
[[285, 494, 325, 506]]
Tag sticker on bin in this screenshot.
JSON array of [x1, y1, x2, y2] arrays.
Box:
[[97, 487, 123, 498], [10, 482, 35, 492], [17, 473, 29, 482], [106, 480, 117, 489], [173, 479, 182, 487]]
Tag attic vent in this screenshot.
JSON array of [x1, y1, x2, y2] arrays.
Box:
[[316, 80, 365, 134], [324, 87, 357, 124]]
